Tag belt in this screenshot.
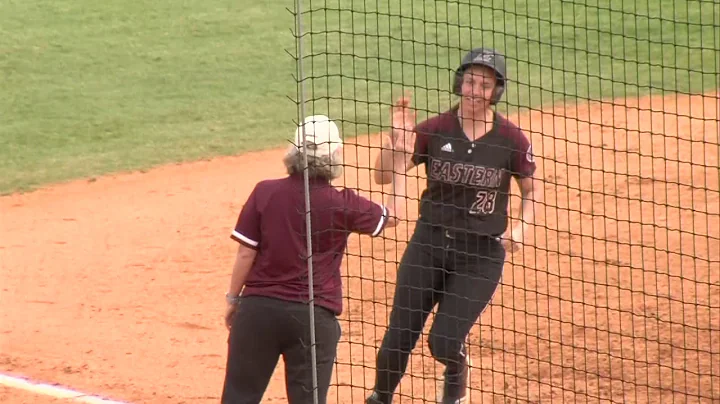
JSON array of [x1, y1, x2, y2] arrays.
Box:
[[442, 228, 500, 242]]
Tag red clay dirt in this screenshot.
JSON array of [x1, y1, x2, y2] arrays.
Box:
[[1, 92, 719, 404]]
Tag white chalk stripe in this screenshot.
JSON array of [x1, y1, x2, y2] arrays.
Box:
[[0, 373, 130, 404]]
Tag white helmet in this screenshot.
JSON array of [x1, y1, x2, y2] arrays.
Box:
[[293, 115, 342, 158]]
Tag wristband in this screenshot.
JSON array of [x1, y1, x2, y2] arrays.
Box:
[[225, 293, 241, 305]]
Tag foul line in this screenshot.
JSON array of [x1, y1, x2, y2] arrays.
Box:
[[0, 373, 131, 404]]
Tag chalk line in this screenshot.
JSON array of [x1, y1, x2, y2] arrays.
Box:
[[0, 372, 131, 403]]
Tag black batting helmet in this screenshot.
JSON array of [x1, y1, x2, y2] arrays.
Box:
[[452, 48, 507, 105]]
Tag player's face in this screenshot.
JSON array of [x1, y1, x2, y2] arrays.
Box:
[[460, 65, 497, 111]]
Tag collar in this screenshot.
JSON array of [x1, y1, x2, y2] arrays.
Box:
[[450, 107, 498, 141], [289, 172, 331, 184]]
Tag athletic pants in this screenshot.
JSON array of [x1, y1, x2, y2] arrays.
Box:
[[221, 295, 341, 404], [370, 222, 506, 403]]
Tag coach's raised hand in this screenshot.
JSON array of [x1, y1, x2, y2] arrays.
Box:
[[390, 94, 417, 154]]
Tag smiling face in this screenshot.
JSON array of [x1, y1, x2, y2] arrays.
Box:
[[459, 64, 498, 115]]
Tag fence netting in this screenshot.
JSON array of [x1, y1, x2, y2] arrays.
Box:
[[290, 0, 719, 402]]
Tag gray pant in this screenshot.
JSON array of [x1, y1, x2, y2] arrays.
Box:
[[221, 296, 341, 404]]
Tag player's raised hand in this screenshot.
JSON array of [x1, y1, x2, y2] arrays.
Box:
[[390, 93, 417, 154]]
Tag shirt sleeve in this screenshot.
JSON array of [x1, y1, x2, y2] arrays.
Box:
[[410, 121, 432, 167], [230, 185, 261, 249], [338, 189, 388, 237], [510, 129, 537, 179]]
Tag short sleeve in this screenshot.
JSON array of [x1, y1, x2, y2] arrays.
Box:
[[231, 186, 261, 249], [410, 121, 431, 167], [510, 129, 537, 179], [338, 189, 388, 237]]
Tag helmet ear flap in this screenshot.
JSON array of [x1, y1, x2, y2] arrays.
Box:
[[452, 68, 464, 95], [490, 79, 505, 105]]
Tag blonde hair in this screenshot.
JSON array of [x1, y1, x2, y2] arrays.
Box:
[[283, 146, 344, 181]]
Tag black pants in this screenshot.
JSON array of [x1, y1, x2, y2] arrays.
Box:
[[370, 223, 506, 403], [221, 296, 341, 404]]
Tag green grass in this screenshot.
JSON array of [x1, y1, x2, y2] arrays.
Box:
[[300, 0, 720, 132], [1, 0, 718, 194]]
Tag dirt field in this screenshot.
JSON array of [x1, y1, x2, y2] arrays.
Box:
[[1, 92, 719, 404]]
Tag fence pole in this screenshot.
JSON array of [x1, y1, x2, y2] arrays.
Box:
[[293, 0, 320, 403]]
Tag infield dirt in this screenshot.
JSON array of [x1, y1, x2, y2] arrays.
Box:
[[1, 92, 718, 403]]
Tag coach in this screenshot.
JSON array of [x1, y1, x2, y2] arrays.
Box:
[[220, 110, 411, 404]]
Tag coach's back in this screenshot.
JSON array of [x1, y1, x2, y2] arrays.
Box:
[[231, 172, 387, 315]]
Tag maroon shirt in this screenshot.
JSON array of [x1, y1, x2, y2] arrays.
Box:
[[412, 106, 536, 237], [231, 173, 388, 315]]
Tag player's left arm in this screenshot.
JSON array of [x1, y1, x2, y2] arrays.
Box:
[[507, 176, 536, 243], [504, 128, 541, 247]]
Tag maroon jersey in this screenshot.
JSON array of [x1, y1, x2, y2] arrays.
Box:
[[231, 173, 388, 315], [412, 106, 536, 237]]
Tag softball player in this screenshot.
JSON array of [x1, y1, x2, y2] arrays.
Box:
[[220, 110, 411, 404], [367, 48, 538, 404]]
